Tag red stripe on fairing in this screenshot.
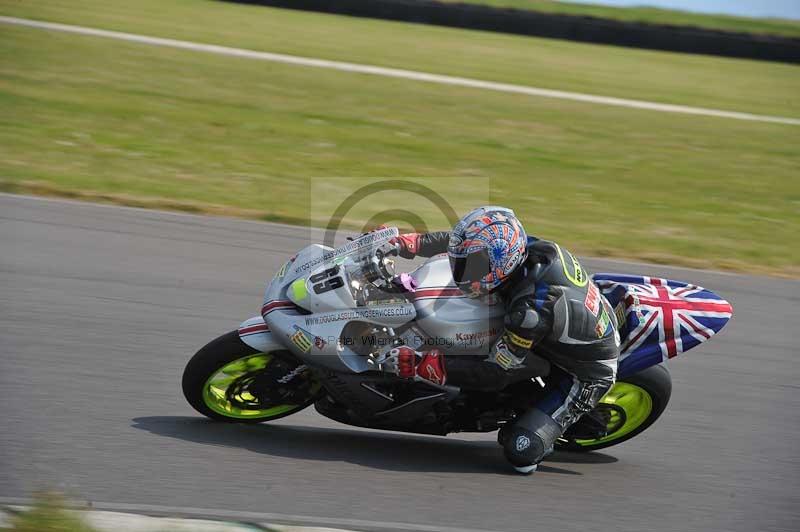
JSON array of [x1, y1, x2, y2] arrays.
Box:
[[411, 288, 465, 300], [239, 323, 269, 335], [261, 300, 295, 316]]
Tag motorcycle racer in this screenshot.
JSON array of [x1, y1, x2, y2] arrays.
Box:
[[388, 206, 621, 474]]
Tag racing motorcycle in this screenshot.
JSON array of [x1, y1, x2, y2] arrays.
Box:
[[182, 227, 732, 456]]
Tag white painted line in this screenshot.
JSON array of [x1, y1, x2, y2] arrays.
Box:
[[79, 510, 266, 532], [2, 15, 799, 126], [0, 497, 498, 532]]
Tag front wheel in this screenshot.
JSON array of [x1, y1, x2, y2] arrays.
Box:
[[182, 331, 321, 423], [557, 364, 672, 452]]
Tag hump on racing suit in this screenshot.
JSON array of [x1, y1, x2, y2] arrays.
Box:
[[506, 238, 620, 384]]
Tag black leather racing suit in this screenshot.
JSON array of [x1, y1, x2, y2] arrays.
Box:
[[412, 232, 621, 466]]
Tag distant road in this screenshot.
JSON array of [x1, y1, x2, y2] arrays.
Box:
[[2, 16, 799, 126], [1, 194, 798, 532]]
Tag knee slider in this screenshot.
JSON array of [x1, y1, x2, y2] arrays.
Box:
[[503, 409, 562, 467]]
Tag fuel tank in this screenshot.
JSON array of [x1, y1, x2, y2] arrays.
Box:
[[409, 256, 504, 355]]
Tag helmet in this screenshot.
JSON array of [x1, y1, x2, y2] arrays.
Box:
[[447, 206, 528, 298]]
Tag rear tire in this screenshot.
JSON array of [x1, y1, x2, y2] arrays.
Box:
[[182, 331, 319, 423], [557, 364, 672, 452]]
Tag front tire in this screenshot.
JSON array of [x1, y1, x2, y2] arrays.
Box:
[[557, 364, 672, 452], [182, 331, 320, 423]]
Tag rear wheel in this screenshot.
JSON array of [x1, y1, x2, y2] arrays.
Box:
[[557, 364, 672, 451], [182, 331, 321, 423]]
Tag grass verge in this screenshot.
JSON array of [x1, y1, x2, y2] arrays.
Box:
[[6, 494, 96, 532]]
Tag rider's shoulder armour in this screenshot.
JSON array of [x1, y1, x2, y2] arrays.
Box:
[[527, 239, 590, 290], [519, 240, 619, 364]]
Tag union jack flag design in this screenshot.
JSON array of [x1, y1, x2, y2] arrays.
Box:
[[593, 274, 733, 376]]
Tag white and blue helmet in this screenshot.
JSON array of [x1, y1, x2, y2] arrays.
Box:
[[447, 207, 528, 298]]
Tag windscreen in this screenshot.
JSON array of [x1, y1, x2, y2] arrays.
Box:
[[333, 226, 399, 265], [306, 226, 401, 307]]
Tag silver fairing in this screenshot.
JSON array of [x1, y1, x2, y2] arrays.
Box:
[[409, 255, 504, 355], [263, 234, 416, 374], [263, 231, 504, 374]]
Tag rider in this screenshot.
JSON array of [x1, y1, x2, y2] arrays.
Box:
[[387, 206, 620, 474]]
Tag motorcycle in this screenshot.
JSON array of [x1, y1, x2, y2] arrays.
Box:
[[182, 227, 732, 459]]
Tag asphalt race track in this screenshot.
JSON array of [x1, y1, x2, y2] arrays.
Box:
[[1, 193, 798, 531]]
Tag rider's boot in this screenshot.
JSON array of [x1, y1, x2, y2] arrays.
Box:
[[501, 408, 562, 474]]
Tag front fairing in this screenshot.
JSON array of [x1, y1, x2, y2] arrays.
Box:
[[262, 228, 417, 372], [264, 227, 398, 305]]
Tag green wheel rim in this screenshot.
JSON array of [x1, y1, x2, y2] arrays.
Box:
[[575, 382, 653, 447], [202, 353, 301, 420]]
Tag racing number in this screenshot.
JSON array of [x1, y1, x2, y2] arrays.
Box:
[[310, 266, 344, 294]]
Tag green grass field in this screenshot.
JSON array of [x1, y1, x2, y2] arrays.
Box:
[[3, 0, 799, 117], [1, 1, 799, 276], [440, 0, 800, 38]]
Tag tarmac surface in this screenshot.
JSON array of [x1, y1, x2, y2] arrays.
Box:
[[1, 193, 798, 531]]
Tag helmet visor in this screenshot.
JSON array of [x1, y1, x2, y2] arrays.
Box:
[[450, 248, 492, 285]]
